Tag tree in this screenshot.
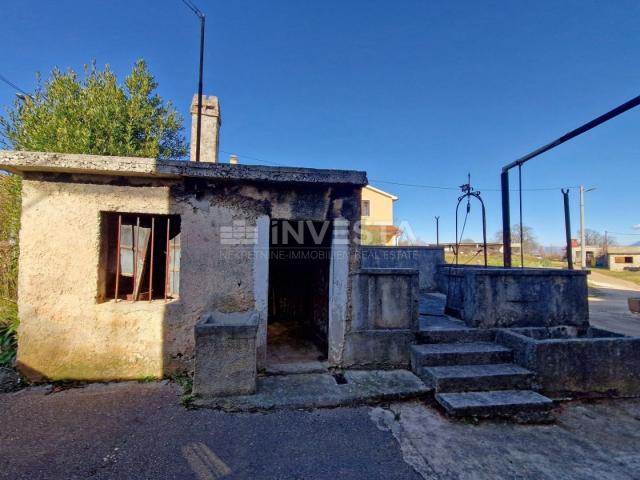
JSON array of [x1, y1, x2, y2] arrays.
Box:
[[493, 224, 541, 253], [0, 60, 187, 158], [0, 60, 186, 366], [576, 229, 616, 248]]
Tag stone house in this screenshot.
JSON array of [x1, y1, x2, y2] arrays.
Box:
[[0, 96, 421, 382]]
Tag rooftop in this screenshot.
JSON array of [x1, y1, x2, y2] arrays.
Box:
[[0, 150, 368, 186]]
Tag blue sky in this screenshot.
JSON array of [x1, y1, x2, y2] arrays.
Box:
[[1, 0, 639, 245]]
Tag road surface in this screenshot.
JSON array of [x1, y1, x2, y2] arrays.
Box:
[[588, 270, 640, 337]]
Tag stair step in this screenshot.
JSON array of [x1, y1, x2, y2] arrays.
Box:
[[422, 364, 533, 393], [410, 342, 512, 369], [417, 328, 496, 344], [436, 390, 553, 418]]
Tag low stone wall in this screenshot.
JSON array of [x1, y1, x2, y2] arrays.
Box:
[[438, 265, 589, 329], [497, 327, 640, 397], [360, 246, 444, 292], [343, 268, 419, 368]]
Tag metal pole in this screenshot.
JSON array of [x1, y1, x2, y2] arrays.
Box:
[[195, 14, 205, 162], [149, 217, 155, 302], [562, 189, 573, 270], [500, 94, 640, 269], [114, 215, 122, 301], [435, 216, 440, 246], [165, 217, 171, 301], [501, 171, 512, 267], [579, 185, 586, 269]]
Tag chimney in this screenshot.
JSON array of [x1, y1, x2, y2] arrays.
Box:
[[229, 154, 238, 165], [190, 95, 221, 163]]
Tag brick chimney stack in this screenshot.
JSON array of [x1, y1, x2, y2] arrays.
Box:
[[190, 95, 221, 163]]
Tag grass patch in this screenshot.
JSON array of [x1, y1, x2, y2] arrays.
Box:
[[173, 372, 194, 408], [591, 269, 640, 287], [444, 253, 565, 269], [0, 304, 18, 368]]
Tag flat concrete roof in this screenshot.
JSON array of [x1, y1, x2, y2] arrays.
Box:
[[0, 150, 368, 186]]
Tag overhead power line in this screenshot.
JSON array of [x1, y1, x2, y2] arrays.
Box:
[[0, 73, 30, 96]]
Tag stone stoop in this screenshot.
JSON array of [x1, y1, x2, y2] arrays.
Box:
[[413, 309, 554, 421]]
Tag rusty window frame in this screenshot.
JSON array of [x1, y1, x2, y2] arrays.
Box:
[[109, 213, 180, 302]]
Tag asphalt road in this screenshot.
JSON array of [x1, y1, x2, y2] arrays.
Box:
[[0, 382, 421, 480], [588, 270, 640, 336]]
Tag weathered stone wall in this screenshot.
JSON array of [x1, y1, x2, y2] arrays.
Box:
[[360, 246, 444, 292], [439, 266, 589, 329], [497, 327, 640, 397], [344, 268, 419, 368], [16, 173, 361, 381]]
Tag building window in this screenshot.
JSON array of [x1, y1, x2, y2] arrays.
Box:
[[614, 256, 634, 264], [100, 213, 181, 302], [362, 200, 370, 217]]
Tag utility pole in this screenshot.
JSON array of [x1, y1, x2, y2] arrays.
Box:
[[562, 189, 573, 270], [181, 0, 206, 162], [435, 216, 440, 246], [579, 185, 596, 269], [580, 186, 586, 269]]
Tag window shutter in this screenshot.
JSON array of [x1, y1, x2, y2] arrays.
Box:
[[168, 233, 181, 297]]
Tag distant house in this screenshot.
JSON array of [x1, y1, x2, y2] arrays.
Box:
[[604, 246, 640, 271], [360, 185, 399, 246], [570, 242, 640, 270]]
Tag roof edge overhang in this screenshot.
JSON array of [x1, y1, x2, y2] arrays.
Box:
[[0, 150, 368, 186]]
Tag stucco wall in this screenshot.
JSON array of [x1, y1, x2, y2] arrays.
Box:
[[361, 186, 394, 225], [17, 174, 361, 381]]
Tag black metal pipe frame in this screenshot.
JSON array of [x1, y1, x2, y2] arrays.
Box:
[[455, 193, 488, 268], [562, 189, 573, 270], [501, 94, 640, 268], [195, 14, 205, 162]]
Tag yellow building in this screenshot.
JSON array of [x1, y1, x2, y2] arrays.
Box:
[[361, 185, 399, 246]]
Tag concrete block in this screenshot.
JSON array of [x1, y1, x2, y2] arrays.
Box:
[[436, 390, 553, 418], [360, 246, 444, 292], [438, 266, 589, 329], [410, 342, 512, 368], [497, 327, 640, 397], [342, 330, 416, 368], [193, 311, 259, 397]]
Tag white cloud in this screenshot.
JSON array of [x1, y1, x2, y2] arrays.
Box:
[[633, 224, 640, 230]]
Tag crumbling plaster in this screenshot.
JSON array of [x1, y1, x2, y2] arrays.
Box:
[[16, 172, 361, 381]]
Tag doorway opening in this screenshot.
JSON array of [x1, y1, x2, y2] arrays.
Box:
[[267, 220, 332, 367]]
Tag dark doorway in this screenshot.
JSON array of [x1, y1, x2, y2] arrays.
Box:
[[268, 220, 332, 366]]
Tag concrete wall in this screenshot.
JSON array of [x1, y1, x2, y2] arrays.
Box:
[[16, 173, 361, 381], [497, 327, 640, 397], [607, 254, 640, 271], [439, 266, 589, 329], [360, 246, 444, 292], [344, 268, 419, 368]]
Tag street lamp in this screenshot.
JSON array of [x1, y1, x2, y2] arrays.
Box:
[[579, 186, 596, 269]]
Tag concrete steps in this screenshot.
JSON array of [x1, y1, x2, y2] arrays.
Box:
[[421, 363, 534, 393], [417, 327, 496, 344], [410, 342, 513, 368], [412, 302, 553, 421], [435, 390, 553, 418]]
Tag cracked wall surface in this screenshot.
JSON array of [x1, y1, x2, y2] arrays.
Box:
[[16, 173, 361, 381]]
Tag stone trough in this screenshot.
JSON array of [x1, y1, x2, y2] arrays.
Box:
[[497, 326, 640, 398]]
